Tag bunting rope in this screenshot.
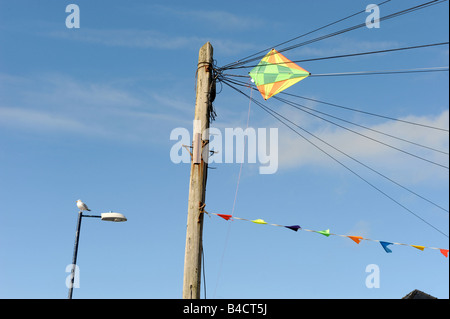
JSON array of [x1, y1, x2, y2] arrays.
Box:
[[203, 211, 449, 258]]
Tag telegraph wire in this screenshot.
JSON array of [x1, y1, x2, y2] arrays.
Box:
[[222, 67, 449, 78], [275, 0, 448, 57], [221, 76, 449, 212], [273, 95, 449, 169], [275, 96, 450, 156], [309, 66, 449, 77], [220, 0, 448, 71], [280, 92, 450, 133], [223, 42, 449, 70], [220, 0, 393, 70], [221, 76, 450, 134], [220, 78, 449, 237]]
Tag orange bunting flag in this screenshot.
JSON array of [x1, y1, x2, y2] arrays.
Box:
[[348, 236, 363, 244], [440, 249, 449, 258]]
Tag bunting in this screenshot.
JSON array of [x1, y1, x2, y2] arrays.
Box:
[[285, 225, 301, 232], [380, 241, 393, 253], [204, 211, 449, 258], [252, 219, 268, 225], [317, 229, 331, 237], [348, 236, 363, 244]]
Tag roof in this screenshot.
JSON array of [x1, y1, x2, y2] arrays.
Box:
[[402, 289, 437, 299]]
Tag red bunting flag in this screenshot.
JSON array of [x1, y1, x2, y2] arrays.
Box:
[[440, 249, 449, 258], [217, 214, 232, 221]]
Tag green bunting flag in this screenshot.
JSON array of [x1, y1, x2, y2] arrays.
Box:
[[317, 229, 331, 237]]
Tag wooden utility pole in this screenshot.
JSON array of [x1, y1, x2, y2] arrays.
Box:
[[182, 42, 214, 299]]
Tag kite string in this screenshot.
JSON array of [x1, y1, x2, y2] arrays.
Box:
[[213, 82, 253, 298], [231, 80, 253, 216]]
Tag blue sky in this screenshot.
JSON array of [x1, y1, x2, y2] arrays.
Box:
[[0, 0, 448, 299]]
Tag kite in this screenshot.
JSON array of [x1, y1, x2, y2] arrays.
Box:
[[249, 49, 310, 100]]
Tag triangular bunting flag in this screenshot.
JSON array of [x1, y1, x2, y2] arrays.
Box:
[[380, 241, 393, 253], [317, 229, 330, 237], [217, 214, 232, 221], [206, 211, 449, 257], [348, 236, 363, 244], [285, 225, 301, 232], [251, 219, 267, 225]]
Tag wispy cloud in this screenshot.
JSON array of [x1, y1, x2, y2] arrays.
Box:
[[49, 28, 203, 50], [48, 28, 258, 55], [0, 72, 186, 143], [345, 220, 372, 238], [276, 106, 449, 183], [0, 106, 107, 136], [145, 5, 264, 31]]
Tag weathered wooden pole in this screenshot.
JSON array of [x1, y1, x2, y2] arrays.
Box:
[[182, 42, 214, 299]]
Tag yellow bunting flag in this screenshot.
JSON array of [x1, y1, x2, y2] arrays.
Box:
[[412, 245, 425, 251], [251, 219, 268, 225]]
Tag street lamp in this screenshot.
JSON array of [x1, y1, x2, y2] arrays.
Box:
[[68, 210, 127, 299]]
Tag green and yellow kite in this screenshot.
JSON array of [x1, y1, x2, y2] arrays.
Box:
[[249, 49, 310, 100]]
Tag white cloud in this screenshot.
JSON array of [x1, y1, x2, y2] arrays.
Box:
[[345, 220, 372, 238], [146, 5, 264, 31], [276, 107, 449, 183], [0, 106, 106, 136], [48, 28, 201, 50], [151, 93, 194, 114], [48, 28, 258, 55], [0, 73, 185, 143]]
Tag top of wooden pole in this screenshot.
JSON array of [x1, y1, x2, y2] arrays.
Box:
[[198, 42, 213, 64]]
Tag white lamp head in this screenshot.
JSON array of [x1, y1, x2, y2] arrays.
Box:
[[101, 211, 127, 222]]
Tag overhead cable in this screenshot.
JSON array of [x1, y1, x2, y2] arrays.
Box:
[[221, 79, 449, 238]]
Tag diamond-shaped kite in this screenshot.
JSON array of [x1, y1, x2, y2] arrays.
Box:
[[249, 49, 310, 100]]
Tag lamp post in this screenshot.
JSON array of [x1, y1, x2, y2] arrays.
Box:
[[68, 211, 127, 299]]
